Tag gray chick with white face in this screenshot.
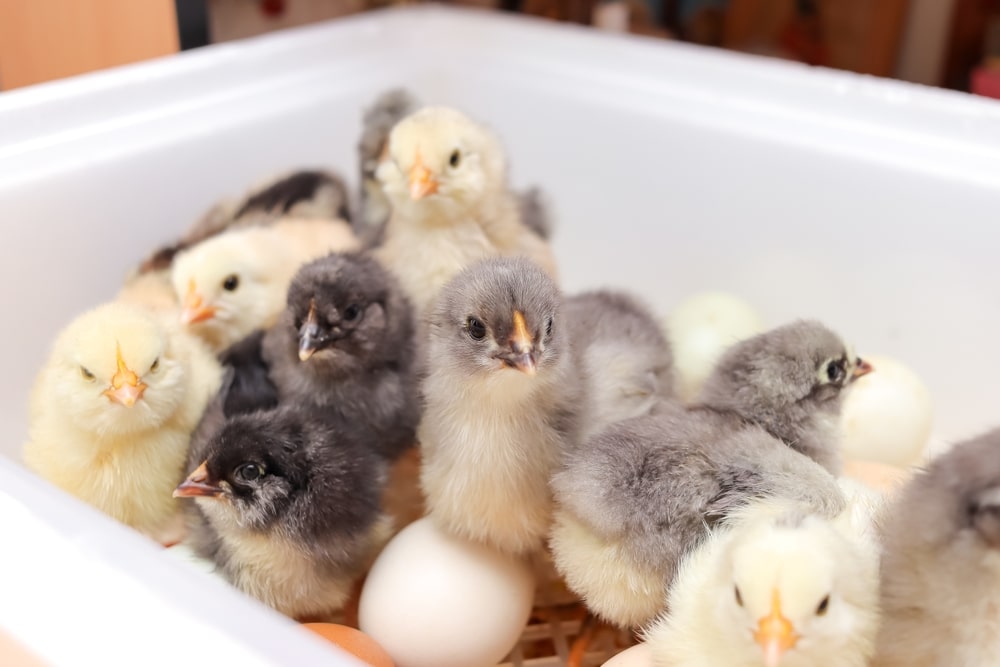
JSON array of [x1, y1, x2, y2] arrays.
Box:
[[874, 428, 1000, 667], [261, 252, 419, 461], [695, 320, 872, 475], [420, 256, 581, 556], [176, 395, 391, 621]]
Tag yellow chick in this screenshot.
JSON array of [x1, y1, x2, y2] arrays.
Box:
[[374, 106, 558, 317], [644, 487, 882, 667], [116, 268, 179, 315], [23, 303, 222, 543], [171, 217, 359, 352]]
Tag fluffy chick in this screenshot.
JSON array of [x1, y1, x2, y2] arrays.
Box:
[[358, 88, 420, 233], [176, 396, 391, 620], [374, 106, 558, 316], [564, 290, 675, 441], [695, 320, 871, 475], [420, 256, 581, 556], [645, 490, 881, 667], [551, 413, 846, 629], [258, 252, 419, 461], [139, 170, 351, 273], [873, 428, 1000, 667], [23, 303, 221, 542], [172, 218, 359, 351]]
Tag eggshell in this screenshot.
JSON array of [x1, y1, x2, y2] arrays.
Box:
[[840, 354, 933, 467], [602, 643, 652, 666], [666, 292, 764, 402], [358, 517, 534, 667], [303, 623, 394, 667]]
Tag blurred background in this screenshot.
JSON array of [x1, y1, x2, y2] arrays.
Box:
[[1, 0, 999, 97]]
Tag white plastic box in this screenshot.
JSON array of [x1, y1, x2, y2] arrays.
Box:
[[1, 6, 999, 665]]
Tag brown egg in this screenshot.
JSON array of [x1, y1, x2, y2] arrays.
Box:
[[303, 623, 394, 667]]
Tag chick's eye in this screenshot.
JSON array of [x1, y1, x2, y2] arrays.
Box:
[[734, 586, 743, 607], [149, 358, 159, 373], [816, 595, 830, 615], [236, 463, 263, 482], [343, 304, 361, 322], [467, 317, 486, 341], [449, 150, 461, 168], [826, 359, 846, 384], [222, 275, 239, 291], [546, 318, 553, 337], [80, 367, 95, 381]]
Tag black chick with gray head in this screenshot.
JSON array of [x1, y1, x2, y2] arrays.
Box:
[[695, 319, 872, 474], [175, 394, 390, 621], [874, 428, 1000, 667], [260, 251, 419, 461]]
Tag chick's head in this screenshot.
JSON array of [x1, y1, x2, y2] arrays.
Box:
[[718, 513, 879, 667], [174, 415, 308, 531], [376, 106, 507, 222], [284, 253, 410, 376], [49, 303, 186, 436], [429, 257, 561, 390], [172, 230, 287, 350], [697, 320, 871, 426]]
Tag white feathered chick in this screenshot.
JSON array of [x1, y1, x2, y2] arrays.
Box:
[[23, 303, 222, 543], [374, 106, 558, 317], [172, 218, 358, 351], [645, 483, 882, 667]]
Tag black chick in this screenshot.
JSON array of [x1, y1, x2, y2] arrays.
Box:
[[260, 251, 420, 461], [217, 330, 279, 417], [175, 398, 390, 621]]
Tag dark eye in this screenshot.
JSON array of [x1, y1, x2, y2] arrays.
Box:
[[467, 317, 486, 341], [449, 150, 461, 168], [816, 595, 830, 615], [546, 318, 553, 337], [735, 586, 743, 607], [236, 463, 264, 482], [80, 366, 95, 381], [826, 359, 846, 384], [149, 358, 159, 373], [343, 304, 361, 322], [222, 275, 239, 291]]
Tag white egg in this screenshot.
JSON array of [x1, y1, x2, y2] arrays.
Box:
[[359, 517, 534, 667], [603, 643, 652, 666], [840, 354, 933, 467], [666, 292, 765, 402]]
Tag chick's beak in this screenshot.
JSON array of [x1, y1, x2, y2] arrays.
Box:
[[298, 299, 322, 362], [180, 279, 216, 325], [103, 345, 146, 407], [501, 310, 537, 376], [408, 154, 438, 200], [173, 462, 222, 498], [852, 357, 874, 379], [754, 591, 799, 667]]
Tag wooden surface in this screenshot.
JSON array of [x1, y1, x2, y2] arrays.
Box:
[[0, 0, 179, 90]]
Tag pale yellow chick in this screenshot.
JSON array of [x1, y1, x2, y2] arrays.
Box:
[[23, 303, 222, 543], [116, 268, 179, 315], [171, 217, 358, 351], [374, 106, 558, 317], [644, 488, 882, 667]]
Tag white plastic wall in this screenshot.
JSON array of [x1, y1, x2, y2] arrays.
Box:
[[1, 6, 999, 664]]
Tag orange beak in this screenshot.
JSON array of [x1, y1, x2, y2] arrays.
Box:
[[408, 154, 438, 200], [754, 590, 799, 667], [102, 344, 147, 407], [852, 357, 874, 379], [173, 462, 222, 499], [180, 279, 216, 325], [504, 310, 536, 376]]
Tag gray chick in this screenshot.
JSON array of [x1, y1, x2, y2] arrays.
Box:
[[420, 256, 582, 556], [564, 289, 675, 441], [873, 428, 1000, 667], [261, 251, 419, 461], [551, 411, 846, 630], [176, 391, 391, 621], [695, 319, 872, 475]]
